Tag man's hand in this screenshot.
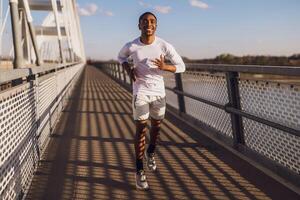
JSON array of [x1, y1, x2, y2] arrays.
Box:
[[129, 68, 136, 82], [152, 54, 167, 70], [151, 54, 176, 73], [122, 62, 136, 82]]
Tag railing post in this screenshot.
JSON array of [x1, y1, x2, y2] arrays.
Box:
[[122, 64, 126, 85], [110, 64, 113, 76], [112, 64, 116, 78], [106, 64, 109, 75], [117, 64, 122, 81], [115, 64, 117, 79], [108, 64, 110, 75], [226, 72, 245, 147], [112, 64, 115, 77], [175, 73, 186, 114]]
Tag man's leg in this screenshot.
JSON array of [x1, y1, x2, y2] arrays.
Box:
[[147, 118, 162, 155], [133, 95, 151, 190], [135, 120, 147, 172], [135, 120, 150, 190], [148, 96, 166, 155], [145, 96, 166, 171], [133, 113, 150, 190]]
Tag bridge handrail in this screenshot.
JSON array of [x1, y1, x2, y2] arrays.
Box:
[[186, 63, 300, 76], [0, 62, 81, 84], [94, 61, 300, 75]]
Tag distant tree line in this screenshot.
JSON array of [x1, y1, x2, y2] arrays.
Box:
[[182, 53, 300, 66]]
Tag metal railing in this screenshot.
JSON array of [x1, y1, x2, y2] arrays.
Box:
[[0, 62, 85, 199], [95, 62, 300, 187]]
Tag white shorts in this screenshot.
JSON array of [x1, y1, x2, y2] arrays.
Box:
[[132, 95, 166, 121]]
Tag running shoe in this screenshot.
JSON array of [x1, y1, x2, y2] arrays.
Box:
[[145, 152, 157, 171], [135, 170, 149, 190]]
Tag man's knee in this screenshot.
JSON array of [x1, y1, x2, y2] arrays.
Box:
[[136, 120, 147, 133], [151, 119, 162, 129]]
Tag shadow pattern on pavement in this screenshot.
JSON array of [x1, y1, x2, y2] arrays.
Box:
[[25, 65, 298, 200]]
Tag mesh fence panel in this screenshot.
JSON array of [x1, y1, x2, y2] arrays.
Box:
[[57, 70, 67, 94], [184, 97, 232, 137], [182, 71, 232, 138], [183, 71, 229, 104], [38, 76, 57, 117], [240, 80, 300, 173], [240, 80, 300, 129], [243, 118, 300, 173], [0, 83, 37, 200], [37, 75, 57, 151], [164, 72, 179, 109], [0, 64, 84, 199]]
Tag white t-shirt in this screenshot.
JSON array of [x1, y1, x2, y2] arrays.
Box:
[[118, 36, 185, 96]]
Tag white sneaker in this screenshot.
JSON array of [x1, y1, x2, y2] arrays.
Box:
[[145, 152, 157, 171], [135, 170, 149, 190]]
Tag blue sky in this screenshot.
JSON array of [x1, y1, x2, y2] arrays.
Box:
[[76, 0, 300, 60], [1, 0, 300, 60]]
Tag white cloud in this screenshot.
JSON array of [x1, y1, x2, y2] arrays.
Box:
[[77, 3, 114, 17], [139, 1, 151, 8], [103, 11, 114, 17], [189, 0, 209, 9], [154, 6, 172, 14], [77, 3, 98, 16], [138, 1, 172, 14]]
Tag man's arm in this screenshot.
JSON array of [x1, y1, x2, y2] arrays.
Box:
[[122, 62, 136, 81], [152, 43, 185, 73], [151, 55, 176, 73], [118, 43, 136, 81]]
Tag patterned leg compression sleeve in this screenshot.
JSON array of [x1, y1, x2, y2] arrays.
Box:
[[135, 120, 147, 171], [147, 119, 162, 154]]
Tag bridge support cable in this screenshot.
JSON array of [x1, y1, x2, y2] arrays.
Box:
[[61, 0, 74, 62], [9, 0, 23, 68], [6, 0, 86, 66], [51, 0, 65, 64], [71, 0, 86, 61], [22, 0, 42, 66]]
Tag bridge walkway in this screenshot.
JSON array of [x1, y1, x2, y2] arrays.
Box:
[[25, 65, 298, 199]]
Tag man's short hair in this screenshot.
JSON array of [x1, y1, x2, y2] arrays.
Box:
[[139, 12, 157, 23]]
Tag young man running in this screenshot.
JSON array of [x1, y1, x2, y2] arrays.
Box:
[[118, 12, 185, 190]]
